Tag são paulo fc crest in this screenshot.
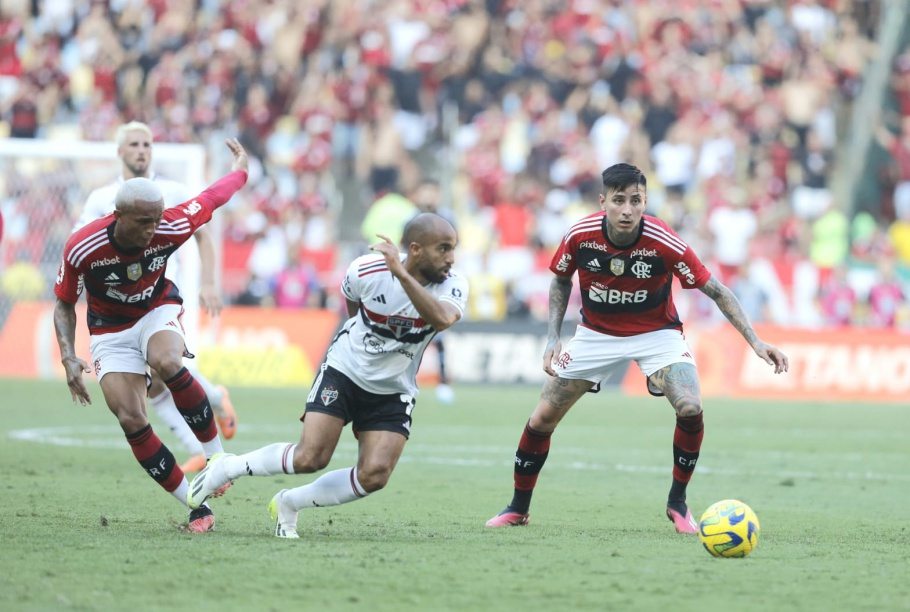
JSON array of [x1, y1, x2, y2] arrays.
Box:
[[320, 386, 339, 406], [609, 258, 625, 276], [126, 262, 143, 281]]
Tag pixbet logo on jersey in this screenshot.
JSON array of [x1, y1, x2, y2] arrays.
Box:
[[90, 256, 121, 269]]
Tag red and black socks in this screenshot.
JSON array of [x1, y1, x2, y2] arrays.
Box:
[[509, 421, 553, 514]]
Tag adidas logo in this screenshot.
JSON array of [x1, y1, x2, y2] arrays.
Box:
[[105, 272, 120, 281], [586, 258, 602, 272], [372, 295, 387, 304]]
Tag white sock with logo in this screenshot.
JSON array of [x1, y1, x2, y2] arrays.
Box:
[[223, 443, 296, 479], [284, 467, 368, 510], [149, 390, 203, 456]]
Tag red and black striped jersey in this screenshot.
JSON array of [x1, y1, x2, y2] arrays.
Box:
[[54, 170, 247, 334], [550, 211, 711, 336]]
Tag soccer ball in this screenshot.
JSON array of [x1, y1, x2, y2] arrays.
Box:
[[697, 499, 760, 558]]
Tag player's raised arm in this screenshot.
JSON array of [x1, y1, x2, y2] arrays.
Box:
[[225, 137, 248, 173]]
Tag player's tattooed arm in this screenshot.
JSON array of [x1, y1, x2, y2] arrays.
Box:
[[542, 275, 573, 375], [53, 299, 92, 405], [700, 276, 790, 373], [699, 277, 759, 345]]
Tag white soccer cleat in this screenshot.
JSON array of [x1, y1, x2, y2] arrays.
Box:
[[187, 452, 233, 509], [268, 489, 299, 539]]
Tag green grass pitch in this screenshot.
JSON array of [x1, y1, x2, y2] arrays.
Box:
[[1, 378, 908, 611]]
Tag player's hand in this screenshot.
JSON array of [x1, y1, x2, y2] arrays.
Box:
[[369, 234, 406, 277], [542, 338, 562, 376], [225, 138, 248, 173], [199, 284, 223, 316], [62, 356, 92, 405], [754, 341, 789, 374]]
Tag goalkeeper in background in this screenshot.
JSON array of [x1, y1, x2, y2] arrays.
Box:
[[74, 121, 238, 473]]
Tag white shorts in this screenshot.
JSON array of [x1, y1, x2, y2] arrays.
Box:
[[89, 304, 186, 382], [553, 325, 696, 393]]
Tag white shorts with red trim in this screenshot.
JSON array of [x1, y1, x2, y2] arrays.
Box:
[[553, 325, 696, 390], [89, 304, 186, 381]]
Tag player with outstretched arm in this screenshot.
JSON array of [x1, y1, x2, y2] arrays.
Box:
[[53, 139, 248, 532]]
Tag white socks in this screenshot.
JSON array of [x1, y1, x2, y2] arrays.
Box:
[[219, 445, 370, 512], [149, 390, 203, 455], [284, 467, 368, 510], [223, 443, 297, 480], [172, 479, 190, 506]]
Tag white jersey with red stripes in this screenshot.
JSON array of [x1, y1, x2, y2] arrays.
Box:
[[550, 211, 711, 336], [327, 253, 469, 396]]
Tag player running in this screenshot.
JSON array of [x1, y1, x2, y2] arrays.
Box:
[[485, 163, 789, 533], [53, 138, 248, 532], [76, 122, 238, 474], [187, 213, 468, 538]]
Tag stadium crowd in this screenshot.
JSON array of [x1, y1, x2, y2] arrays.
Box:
[[1, 0, 907, 329]]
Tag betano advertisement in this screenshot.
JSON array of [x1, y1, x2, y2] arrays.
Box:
[[1, 302, 908, 402]]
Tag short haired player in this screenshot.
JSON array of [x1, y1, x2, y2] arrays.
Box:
[[76, 122, 239, 474], [187, 213, 468, 539], [485, 163, 789, 532], [54, 139, 248, 532]]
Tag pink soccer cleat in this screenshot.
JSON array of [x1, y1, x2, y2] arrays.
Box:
[[666, 506, 698, 534], [187, 504, 215, 533], [485, 510, 530, 528]]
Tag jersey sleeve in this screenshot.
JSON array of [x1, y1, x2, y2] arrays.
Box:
[[53, 249, 84, 304], [160, 170, 248, 240], [439, 273, 469, 316], [340, 258, 363, 302], [549, 233, 577, 276], [670, 245, 712, 289]]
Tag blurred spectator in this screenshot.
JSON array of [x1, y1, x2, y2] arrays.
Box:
[[866, 258, 906, 328], [274, 246, 323, 309], [818, 266, 858, 327]]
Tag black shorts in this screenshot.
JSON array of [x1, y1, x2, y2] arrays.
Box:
[[304, 365, 415, 438]]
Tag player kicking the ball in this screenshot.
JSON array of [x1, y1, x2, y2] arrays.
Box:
[[53, 139, 248, 532], [485, 163, 788, 533], [188, 213, 467, 538]]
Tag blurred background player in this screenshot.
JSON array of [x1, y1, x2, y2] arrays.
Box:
[[75, 121, 238, 472], [54, 139, 249, 532]]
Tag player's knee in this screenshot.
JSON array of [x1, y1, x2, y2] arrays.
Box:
[[676, 402, 702, 418], [150, 355, 184, 380], [292, 449, 330, 473], [356, 464, 392, 493]]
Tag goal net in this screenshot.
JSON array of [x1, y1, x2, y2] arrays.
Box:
[[0, 138, 207, 330]]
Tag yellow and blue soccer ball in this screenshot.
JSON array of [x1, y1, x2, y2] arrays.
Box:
[[698, 499, 760, 558]]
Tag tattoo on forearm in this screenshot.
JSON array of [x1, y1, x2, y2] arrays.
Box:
[[701, 278, 758, 345], [548, 277, 572, 338]]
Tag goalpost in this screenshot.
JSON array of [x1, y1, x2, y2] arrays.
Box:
[[0, 137, 208, 334]]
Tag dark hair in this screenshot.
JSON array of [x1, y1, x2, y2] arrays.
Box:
[[601, 163, 646, 192]]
